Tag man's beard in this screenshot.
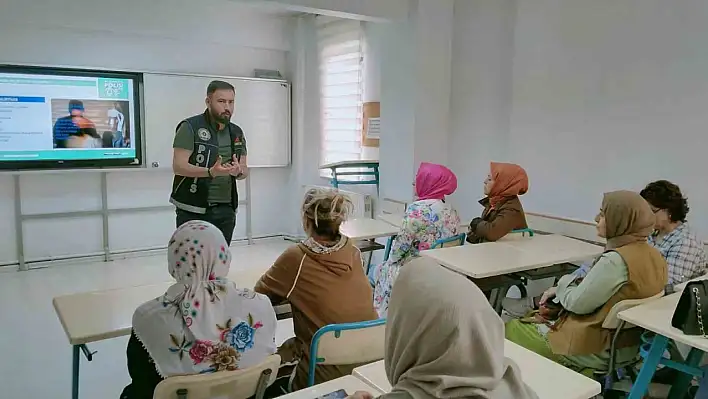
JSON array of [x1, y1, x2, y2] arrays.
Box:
[[209, 110, 231, 123]]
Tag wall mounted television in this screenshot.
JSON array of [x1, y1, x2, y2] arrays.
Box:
[[0, 65, 143, 170]]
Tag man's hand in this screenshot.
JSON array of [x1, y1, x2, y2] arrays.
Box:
[[210, 156, 235, 177], [347, 391, 374, 399], [539, 286, 558, 305], [229, 155, 243, 177], [231, 154, 248, 179]]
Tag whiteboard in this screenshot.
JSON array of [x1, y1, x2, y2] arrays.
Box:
[[142, 73, 290, 168]]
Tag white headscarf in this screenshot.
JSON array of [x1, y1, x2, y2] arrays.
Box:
[[384, 257, 539, 399], [133, 220, 277, 377]]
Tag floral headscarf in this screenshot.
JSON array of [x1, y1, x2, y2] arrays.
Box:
[[132, 220, 277, 377]]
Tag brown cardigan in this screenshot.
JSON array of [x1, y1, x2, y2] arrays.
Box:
[[467, 196, 528, 243], [254, 240, 377, 390]]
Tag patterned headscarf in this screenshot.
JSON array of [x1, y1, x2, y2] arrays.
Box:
[[132, 221, 277, 377]]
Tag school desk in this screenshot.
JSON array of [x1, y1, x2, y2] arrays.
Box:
[[52, 266, 286, 399], [352, 340, 601, 399], [278, 375, 383, 399], [619, 289, 708, 399], [421, 234, 602, 279]]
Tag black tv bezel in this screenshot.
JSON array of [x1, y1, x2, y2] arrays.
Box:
[[0, 64, 144, 170]]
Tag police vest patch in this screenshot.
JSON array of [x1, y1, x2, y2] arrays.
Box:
[[197, 128, 211, 141]]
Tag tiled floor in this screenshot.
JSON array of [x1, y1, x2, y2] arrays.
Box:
[[0, 239, 293, 399]]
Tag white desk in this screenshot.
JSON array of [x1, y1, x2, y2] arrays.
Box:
[[353, 340, 601, 399], [53, 266, 275, 399], [618, 289, 707, 399], [341, 218, 400, 241], [619, 290, 708, 353], [422, 234, 602, 279], [279, 376, 383, 399], [377, 213, 404, 229]]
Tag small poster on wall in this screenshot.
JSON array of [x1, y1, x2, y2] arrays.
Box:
[[362, 101, 380, 147]]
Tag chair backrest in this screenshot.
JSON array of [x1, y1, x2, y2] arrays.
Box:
[[153, 354, 281, 399], [602, 291, 665, 329], [308, 319, 387, 386], [431, 233, 466, 249], [498, 228, 535, 242]]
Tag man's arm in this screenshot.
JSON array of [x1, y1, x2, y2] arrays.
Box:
[[172, 122, 210, 178], [232, 128, 249, 179]]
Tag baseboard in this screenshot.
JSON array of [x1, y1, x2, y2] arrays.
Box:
[[526, 212, 605, 245]]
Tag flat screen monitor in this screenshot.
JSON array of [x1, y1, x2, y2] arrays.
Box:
[[0, 65, 143, 169]]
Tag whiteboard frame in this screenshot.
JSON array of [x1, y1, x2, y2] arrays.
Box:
[[142, 71, 291, 169]]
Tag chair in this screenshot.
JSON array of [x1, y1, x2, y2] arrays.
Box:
[[307, 318, 387, 387], [152, 354, 280, 399], [500, 228, 535, 241], [599, 291, 664, 392], [431, 233, 466, 249]]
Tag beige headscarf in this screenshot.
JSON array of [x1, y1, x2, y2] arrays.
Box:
[[383, 257, 538, 399], [599, 191, 655, 250]]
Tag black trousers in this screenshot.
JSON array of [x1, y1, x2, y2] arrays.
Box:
[[176, 204, 236, 243]]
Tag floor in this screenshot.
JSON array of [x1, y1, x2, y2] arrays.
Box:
[[0, 239, 294, 399]]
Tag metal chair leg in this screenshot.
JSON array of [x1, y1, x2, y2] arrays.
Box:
[[608, 320, 625, 382], [628, 334, 669, 399], [255, 369, 273, 399]]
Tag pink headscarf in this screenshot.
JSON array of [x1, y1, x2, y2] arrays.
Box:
[[415, 162, 458, 201]]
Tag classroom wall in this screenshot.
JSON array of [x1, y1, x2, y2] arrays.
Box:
[[509, 0, 708, 236], [0, 0, 293, 265], [448, 0, 708, 238], [446, 0, 517, 221]]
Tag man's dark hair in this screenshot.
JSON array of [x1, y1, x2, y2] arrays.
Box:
[[206, 80, 235, 96], [640, 180, 689, 222], [68, 99, 84, 112]]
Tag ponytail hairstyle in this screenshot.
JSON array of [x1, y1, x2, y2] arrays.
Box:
[[301, 188, 353, 240]]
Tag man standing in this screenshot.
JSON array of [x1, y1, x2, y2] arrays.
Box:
[[107, 102, 125, 147], [170, 80, 248, 243]]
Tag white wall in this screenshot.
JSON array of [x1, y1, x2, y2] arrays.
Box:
[[509, 0, 708, 235], [447, 0, 708, 238], [0, 0, 292, 265], [378, 0, 455, 202], [447, 0, 517, 222]]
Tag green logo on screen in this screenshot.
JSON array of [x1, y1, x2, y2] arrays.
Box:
[[98, 78, 129, 99]]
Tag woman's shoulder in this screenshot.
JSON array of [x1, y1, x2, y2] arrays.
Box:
[[275, 243, 306, 261], [598, 250, 626, 265]]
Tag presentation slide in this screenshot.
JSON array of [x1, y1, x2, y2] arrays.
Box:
[[0, 71, 138, 163]]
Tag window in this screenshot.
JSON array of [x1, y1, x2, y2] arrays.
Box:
[[317, 17, 363, 177]]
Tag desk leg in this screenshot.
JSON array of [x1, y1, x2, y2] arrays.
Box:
[[667, 347, 704, 399], [72, 344, 80, 399], [628, 334, 669, 399]]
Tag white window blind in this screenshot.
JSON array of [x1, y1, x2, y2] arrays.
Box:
[[317, 17, 363, 176]]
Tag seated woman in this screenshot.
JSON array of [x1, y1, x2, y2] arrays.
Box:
[[373, 162, 460, 317], [505, 191, 667, 373], [641, 180, 707, 293], [467, 162, 529, 244], [348, 257, 538, 399], [255, 188, 377, 391], [121, 221, 277, 399]]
